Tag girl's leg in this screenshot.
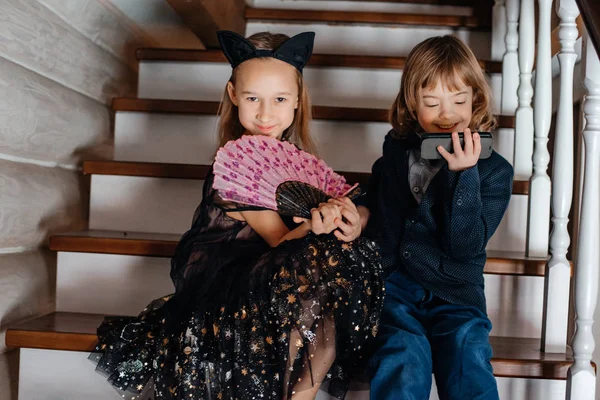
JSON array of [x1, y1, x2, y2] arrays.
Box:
[[289, 314, 336, 400], [283, 301, 337, 399]]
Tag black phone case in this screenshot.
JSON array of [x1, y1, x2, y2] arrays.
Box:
[[420, 132, 494, 160]]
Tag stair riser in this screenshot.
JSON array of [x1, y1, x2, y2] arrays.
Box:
[[114, 112, 388, 169], [18, 348, 566, 400], [245, 22, 491, 59], [113, 113, 513, 171], [137, 62, 502, 113], [56, 252, 174, 316], [88, 173, 527, 250], [55, 251, 542, 338], [249, 0, 473, 15], [138, 62, 405, 109]]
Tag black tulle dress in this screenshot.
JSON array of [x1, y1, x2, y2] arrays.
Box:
[[89, 171, 384, 400]]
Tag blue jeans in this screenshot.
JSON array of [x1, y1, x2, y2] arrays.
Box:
[[367, 269, 499, 400]]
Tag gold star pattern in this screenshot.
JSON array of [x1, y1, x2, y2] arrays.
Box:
[[241, 368, 248, 376], [287, 294, 297, 304], [266, 336, 273, 345]]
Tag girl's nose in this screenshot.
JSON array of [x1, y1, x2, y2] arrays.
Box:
[[257, 103, 272, 122]]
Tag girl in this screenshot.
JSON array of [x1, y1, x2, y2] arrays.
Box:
[[359, 36, 514, 399], [90, 30, 384, 400]]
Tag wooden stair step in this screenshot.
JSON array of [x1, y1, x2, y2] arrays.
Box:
[[6, 312, 582, 379], [50, 230, 547, 277], [82, 160, 529, 195], [50, 230, 181, 258], [112, 97, 516, 129], [135, 49, 502, 74], [244, 7, 486, 30]]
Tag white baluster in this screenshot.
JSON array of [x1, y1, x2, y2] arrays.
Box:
[[513, 0, 535, 180], [527, 0, 553, 258], [492, 0, 507, 61], [541, 0, 580, 353], [567, 32, 600, 400], [502, 0, 520, 115]]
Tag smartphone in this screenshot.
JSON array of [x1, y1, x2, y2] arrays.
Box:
[[420, 132, 493, 160]]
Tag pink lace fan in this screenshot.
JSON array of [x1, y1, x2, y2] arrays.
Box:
[[213, 135, 360, 218]]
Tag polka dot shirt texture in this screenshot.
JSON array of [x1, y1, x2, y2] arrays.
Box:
[[360, 131, 514, 313]]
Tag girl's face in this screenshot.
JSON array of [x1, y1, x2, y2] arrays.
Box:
[[415, 79, 473, 134], [227, 58, 299, 140]]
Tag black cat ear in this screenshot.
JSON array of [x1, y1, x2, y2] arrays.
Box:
[[273, 32, 315, 72], [217, 30, 259, 69]]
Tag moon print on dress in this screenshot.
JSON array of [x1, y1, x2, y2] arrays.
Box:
[[89, 171, 384, 400]]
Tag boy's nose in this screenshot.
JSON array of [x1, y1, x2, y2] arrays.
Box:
[[438, 104, 455, 119]]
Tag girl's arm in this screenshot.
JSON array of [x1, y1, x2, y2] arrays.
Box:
[[236, 204, 341, 247]]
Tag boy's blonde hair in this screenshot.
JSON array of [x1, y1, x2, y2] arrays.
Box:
[[390, 35, 496, 138], [217, 32, 317, 154]]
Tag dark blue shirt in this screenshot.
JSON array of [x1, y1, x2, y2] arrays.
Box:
[[360, 130, 514, 313]]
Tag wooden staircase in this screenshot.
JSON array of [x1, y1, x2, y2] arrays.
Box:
[[4, 1, 583, 399]]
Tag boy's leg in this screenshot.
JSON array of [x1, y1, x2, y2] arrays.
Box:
[[429, 300, 499, 400], [367, 270, 433, 400]]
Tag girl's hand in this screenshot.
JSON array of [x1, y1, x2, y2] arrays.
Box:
[[293, 203, 341, 235], [328, 197, 362, 242], [437, 128, 481, 171]]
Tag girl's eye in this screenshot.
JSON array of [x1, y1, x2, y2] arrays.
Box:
[[275, 97, 287, 103], [246, 97, 258, 102], [425, 104, 438, 108], [455, 101, 466, 105]]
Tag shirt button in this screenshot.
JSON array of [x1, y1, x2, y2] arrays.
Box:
[[413, 186, 420, 193], [419, 160, 426, 166], [457, 198, 463, 206], [403, 250, 411, 259]]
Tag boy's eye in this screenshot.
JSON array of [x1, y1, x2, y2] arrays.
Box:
[[455, 101, 466, 105]]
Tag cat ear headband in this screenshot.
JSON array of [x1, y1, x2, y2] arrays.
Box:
[[217, 30, 315, 73]]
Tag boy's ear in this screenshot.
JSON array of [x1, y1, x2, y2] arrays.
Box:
[[226, 81, 238, 106]]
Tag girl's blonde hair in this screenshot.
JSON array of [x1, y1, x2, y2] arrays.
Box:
[[390, 35, 496, 138], [217, 32, 317, 154]]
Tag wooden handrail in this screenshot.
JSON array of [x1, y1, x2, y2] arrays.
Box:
[[575, 0, 600, 56]]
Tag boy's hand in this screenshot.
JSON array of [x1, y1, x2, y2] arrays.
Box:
[[328, 197, 361, 242], [437, 128, 481, 171]]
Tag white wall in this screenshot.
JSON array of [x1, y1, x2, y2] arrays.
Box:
[[0, 0, 154, 397]]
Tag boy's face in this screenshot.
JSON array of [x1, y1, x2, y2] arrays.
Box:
[[415, 80, 473, 134], [227, 58, 299, 140]]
